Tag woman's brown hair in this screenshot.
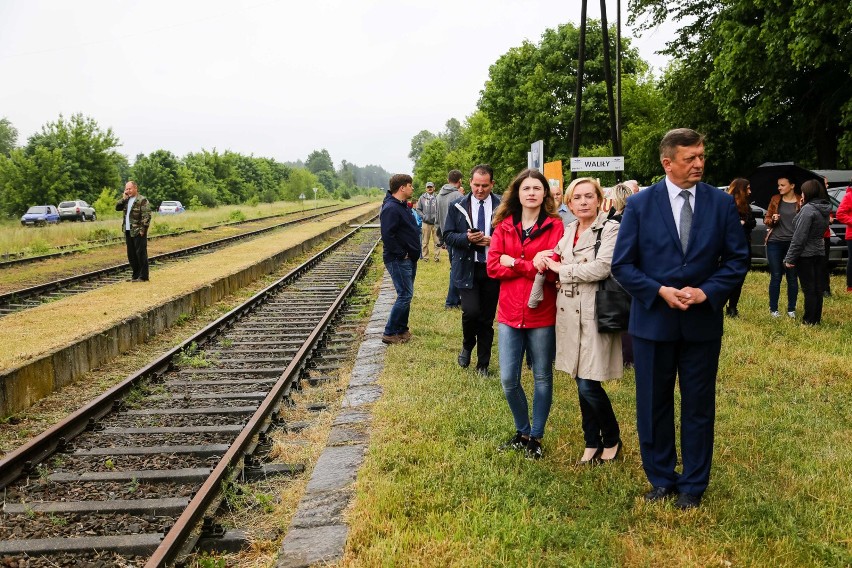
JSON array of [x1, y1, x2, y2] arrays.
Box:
[[492, 168, 559, 226]]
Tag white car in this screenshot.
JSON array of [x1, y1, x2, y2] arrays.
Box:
[[158, 200, 185, 214]]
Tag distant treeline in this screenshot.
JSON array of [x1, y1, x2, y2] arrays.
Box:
[[0, 114, 390, 217]]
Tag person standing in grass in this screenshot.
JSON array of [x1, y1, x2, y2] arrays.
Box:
[[725, 178, 756, 318], [764, 176, 801, 318], [487, 168, 563, 460], [380, 174, 421, 345], [544, 177, 623, 465], [835, 177, 852, 292], [116, 180, 151, 282], [416, 182, 439, 261], [783, 179, 832, 325], [612, 128, 749, 509]]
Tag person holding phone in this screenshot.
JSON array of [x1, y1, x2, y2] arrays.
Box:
[[442, 164, 502, 375], [115, 180, 152, 282]]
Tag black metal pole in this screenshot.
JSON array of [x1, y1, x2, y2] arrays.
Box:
[[616, 0, 622, 156], [570, 0, 588, 181], [600, 0, 621, 183]]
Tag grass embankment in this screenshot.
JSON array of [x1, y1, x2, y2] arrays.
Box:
[[343, 261, 852, 567], [0, 198, 372, 259]]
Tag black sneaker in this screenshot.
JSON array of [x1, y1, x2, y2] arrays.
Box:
[[525, 438, 543, 460], [498, 432, 528, 452]]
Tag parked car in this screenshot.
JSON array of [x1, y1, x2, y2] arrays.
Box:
[[158, 200, 185, 214], [58, 200, 96, 222], [20, 205, 60, 227]]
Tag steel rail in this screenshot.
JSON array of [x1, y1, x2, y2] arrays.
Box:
[[145, 230, 378, 567], [0, 220, 376, 491], [0, 203, 367, 311]]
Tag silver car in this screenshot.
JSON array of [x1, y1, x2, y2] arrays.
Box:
[[58, 200, 96, 222]]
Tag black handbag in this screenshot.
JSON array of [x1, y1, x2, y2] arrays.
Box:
[[593, 224, 631, 333]]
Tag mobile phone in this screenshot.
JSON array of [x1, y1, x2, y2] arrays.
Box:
[[469, 228, 482, 234]]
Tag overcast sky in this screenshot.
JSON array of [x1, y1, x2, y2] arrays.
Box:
[[0, 0, 677, 175]]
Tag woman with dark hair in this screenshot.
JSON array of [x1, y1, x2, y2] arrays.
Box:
[[764, 176, 801, 318], [544, 177, 623, 465], [487, 168, 564, 460], [784, 179, 832, 324], [725, 178, 756, 317]]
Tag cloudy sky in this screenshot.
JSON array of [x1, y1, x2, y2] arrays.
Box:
[[0, 0, 676, 174]]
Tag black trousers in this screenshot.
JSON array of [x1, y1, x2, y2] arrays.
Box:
[[458, 263, 500, 369], [125, 230, 149, 281], [798, 255, 826, 324]]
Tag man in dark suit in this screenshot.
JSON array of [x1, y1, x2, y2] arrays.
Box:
[[442, 164, 502, 376], [611, 128, 749, 509]]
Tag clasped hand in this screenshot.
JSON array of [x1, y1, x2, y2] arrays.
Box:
[[659, 286, 706, 310]]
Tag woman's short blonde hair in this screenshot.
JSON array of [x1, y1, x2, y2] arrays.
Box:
[[608, 183, 634, 213], [565, 177, 604, 204]]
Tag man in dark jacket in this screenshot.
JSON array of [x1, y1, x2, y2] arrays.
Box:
[[443, 164, 502, 375], [115, 180, 152, 282], [437, 170, 465, 306], [380, 174, 421, 345]]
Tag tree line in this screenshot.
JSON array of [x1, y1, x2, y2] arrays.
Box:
[[0, 114, 391, 217], [411, 2, 850, 192]]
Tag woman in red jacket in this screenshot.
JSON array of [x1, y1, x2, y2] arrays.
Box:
[[487, 169, 564, 460], [835, 182, 852, 292]]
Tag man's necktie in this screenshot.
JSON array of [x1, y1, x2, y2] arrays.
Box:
[[477, 199, 486, 262], [679, 190, 692, 253]]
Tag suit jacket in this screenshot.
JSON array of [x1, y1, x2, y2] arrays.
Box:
[[611, 180, 749, 342], [443, 193, 501, 289]]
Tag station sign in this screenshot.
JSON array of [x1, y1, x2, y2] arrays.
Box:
[[570, 156, 624, 172]]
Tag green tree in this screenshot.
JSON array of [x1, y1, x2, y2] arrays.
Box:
[[631, 0, 851, 169], [0, 146, 70, 215], [26, 113, 123, 203], [0, 117, 18, 156], [92, 187, 121, 219], [408, 130, 437, 164], [280, 168, 319, 201], [413, 138, 449, 193], [305, 149, 334, 174], [131, 149, 190, 207]]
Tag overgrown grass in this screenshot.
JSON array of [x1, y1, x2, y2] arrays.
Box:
[[343, 263, 852, 567], [0, 197, 372, 258]]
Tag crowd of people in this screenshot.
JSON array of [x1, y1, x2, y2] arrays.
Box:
[[378, 128, 850, 510]]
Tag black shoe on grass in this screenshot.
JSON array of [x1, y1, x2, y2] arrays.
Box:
[[498, 432, 528, 452]]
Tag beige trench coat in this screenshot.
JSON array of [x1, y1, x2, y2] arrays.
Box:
[[553, 211, 622, 381]]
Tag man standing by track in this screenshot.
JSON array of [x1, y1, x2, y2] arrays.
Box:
[[443, 164, 502, 375], [116, 180, 152, 282], [417, 181, 439, 261], [380, 174, 421, 345]]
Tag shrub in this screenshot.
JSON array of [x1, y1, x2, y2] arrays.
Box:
[[228, 210, 246, 222], [81, 227, 119, 243]]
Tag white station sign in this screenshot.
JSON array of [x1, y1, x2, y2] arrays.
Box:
[[570, 156, 624, 172]]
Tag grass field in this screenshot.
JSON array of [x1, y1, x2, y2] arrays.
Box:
[[342, 259, 852, 567], [0, 197, 371, 259]]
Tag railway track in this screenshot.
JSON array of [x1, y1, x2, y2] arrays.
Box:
[[0, 225, 381, 566], [0, 203, 366, 318], [0, 204, 343, 269]]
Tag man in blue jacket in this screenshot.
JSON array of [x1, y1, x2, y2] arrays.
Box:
[[380, 174, 421, 345], [612, 129, 748, 509]]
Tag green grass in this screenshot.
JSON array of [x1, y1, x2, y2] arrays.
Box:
[[345, 263, 852, 567]]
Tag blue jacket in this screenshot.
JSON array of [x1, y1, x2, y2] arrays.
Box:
[[443, 192, 502, 289], [611, 180, 749, 342], [380, 192, 421, 262]]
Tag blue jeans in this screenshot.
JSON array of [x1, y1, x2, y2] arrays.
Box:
[[498, 324, 555, 439], [384, 258, 416, 336], [767, 240, 797, 312]]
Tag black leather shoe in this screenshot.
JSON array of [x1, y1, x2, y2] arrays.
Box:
[[675, 492, 701, 510], [458, 348, 471, 368], [644, 486, 678, 502]]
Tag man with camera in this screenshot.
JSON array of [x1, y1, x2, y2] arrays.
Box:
[[442, 164, 502, 375], [115, 180, 152, 282]]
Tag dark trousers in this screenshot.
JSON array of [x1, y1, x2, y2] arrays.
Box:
[[125, 230, 149, 281], [633, 336, 721, 497], [823, 237, 832, 293], [797, 255, 826, 324], [458, 263, 500, 369], [576, 378, 620, 448], [445, 246, 461, 307]]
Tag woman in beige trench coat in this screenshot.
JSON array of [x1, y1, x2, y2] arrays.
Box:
[[544, 177, 623, 465]]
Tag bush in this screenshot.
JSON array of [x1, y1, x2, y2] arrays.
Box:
[[149, 222, 175, 236], [228, 210, 246, 222], [27, 239, 52, 256], [81, 227, 119, 243], [246, 195, 260, 207], [188, 196, 204, 211]]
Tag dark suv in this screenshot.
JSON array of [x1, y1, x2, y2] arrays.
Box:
[[748, 202, 847, 268], [58, 200, 96, 221]]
